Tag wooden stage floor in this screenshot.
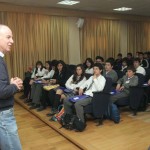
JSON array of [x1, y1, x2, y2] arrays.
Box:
[[15, 92, 150, 150]]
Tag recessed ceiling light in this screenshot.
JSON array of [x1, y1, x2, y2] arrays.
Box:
[[113, 7, 132, 11], [57, 0, 80, 6]]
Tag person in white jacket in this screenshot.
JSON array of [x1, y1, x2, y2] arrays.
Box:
[[64, 63, 106, 123], [48, 64, 87, 117], [31, 61, 46, 79]]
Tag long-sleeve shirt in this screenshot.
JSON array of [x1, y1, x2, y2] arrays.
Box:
[[103, 69, 118, 83], [31, 68, 46, 78], [80, 75, 106, 97], [52, 71, 69, 87], [85, 68, 94, 74], [65, 75, 86, 90], [136, 66, 146, 76], [41, 69, 55, 79]]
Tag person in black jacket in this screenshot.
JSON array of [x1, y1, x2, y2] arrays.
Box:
[[139, 52, 149, 69], [46, 60, 70, 115], [0, 24, 22, 150]]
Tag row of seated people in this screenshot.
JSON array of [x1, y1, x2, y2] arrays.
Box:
[[21, 52, 150, 101], [19, 58, 150, 127], [21, 55, 149, 100], [113, 51, 150, 70]]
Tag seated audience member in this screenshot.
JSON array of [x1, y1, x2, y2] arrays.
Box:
[[48, 64, 87, 118], [19, 66, 33, 99], [139, 52, 149, 69], [84, 58, 94, 74], [114, 53, 122, 70], [127, 53, 133, 66], [111, 66, 138, 103], [35, 60, 58, 111], [45, 60, 70, 115], [23, 61, 45, 102], [144, 52, 150, 69], [107, 57, 115, 64], [133, 58, 146, 76], [30, 60, 46, 80], [29, 61, 55, 109], [135, 51, 140, 58], [41, 61, 55, 79], [64, 63, 106, 123], [103, 59, 118, 84], [120, 58, 128, 74], [147, 52, 150, 69], [95, 56, 105, 65]]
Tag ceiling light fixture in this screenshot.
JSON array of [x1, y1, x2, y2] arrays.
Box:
[[113, 7, 132, 11], [57, 0, 80, 6]]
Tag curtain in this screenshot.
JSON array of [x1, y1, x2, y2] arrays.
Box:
[[80, 18, 121, 62], [127, 21, 150, 55], [0, 12, 69, 79]]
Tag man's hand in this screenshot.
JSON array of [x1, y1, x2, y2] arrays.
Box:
[[10, 77, 23, 90], [120, 86, 124, 91], [116, 84, 121, 91]]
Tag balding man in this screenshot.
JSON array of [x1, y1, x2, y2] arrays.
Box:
[[0, 24, 22, 150]]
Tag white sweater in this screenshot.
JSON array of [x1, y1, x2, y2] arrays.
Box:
[[80, 75, 106, 97], [41, 69, 55, 79], [136, 66, 146, 76], [65, 75, 87, 90], [85, 68, 94, 74], [31, 68, 46, 78]]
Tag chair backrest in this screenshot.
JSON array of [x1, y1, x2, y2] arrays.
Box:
[[103, 77, 113, 93], [145, 68, 150, 82], [67, 64, 76, 75], [135, 73, 145, 87], [85, 73, 93, 79], [116, 70, 125, 79]]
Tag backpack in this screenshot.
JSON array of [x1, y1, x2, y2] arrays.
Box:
[[59, 114, 86, 132], [105, 103, 120, 124]]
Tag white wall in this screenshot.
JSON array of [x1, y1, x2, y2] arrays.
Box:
[[68, 17, 81, 64]]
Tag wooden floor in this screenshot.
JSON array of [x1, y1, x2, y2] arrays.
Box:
[[15, 92, 150, 150], [15, 103, 80, 150]]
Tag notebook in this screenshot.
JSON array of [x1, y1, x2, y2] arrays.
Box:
[[69, 95, 90, 102]]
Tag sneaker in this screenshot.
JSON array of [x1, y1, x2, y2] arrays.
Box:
[[49, 116, 57, 122], [37, 106, 46, 112], [46, 109, 58, 117]]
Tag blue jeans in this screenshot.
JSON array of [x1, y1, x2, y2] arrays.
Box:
[[0, 108, 22, 150]]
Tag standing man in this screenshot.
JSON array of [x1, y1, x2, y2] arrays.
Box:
[[0, 24, 22, 150]]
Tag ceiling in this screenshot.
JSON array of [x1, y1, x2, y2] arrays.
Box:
[[0, 0, 150, 16]]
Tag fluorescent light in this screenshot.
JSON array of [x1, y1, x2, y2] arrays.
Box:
[[113, 7, 132, 11], [58, 0, 80, 6]]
